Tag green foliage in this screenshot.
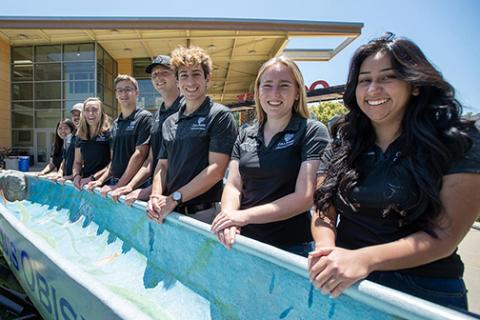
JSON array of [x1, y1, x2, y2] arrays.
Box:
[[309, 101, 348, 125]]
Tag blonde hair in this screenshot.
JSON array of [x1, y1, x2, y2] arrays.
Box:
[[254, 56, 309, 125], [114, 74, 139, 90], [170, 46, 213, 78], [76, 97, 111, 140]]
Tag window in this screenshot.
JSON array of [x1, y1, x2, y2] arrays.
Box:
[[12, 47, 33, 63], [63, 43, 95, 62], [35, 63, 62, 81], [35, 45, 62, 63], [64, 62, 95, 81], [35, 82, 61, 100], [12, 102, 33, 128], [12, 83, 33, 100], [13, 130, 34, 147], [35, 108, 62, 128], [11, 43, 117, 156], [12, 64, 33, 81], [64, 81, 95, 100]]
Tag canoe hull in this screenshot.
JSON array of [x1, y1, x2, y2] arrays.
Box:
[[0, 175, 473, 320]]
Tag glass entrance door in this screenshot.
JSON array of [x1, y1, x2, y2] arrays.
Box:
[[34, 129, 56, 167]]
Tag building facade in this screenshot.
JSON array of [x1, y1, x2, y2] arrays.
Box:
[[0, 17, 363, 167]]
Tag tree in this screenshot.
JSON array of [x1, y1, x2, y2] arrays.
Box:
[[309, 101, 348, 126]]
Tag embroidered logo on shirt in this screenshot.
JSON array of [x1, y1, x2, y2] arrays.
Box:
[[126, 120, 136, 131], [191, 117, 207, 130], [96, 135, 108, 142], [275, 133, 296, 150]]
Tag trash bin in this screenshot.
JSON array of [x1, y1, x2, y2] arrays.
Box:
[[18, 156, 30, 172], [4, 157, 19, 171]]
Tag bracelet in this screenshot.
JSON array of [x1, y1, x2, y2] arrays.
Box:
[[73, 173, 81, 180], [149, 194, 162, 199], [90, 175, 96, 181]]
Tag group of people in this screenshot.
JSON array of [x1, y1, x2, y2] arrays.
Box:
[[36, 33, 480, 312]]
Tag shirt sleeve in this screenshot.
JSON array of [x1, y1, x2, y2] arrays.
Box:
[[109, 126, 115, 152], [317, 142, 335, 174], [209, 108, 238, 155], [446, 126, 480, 175], [230, 127, 247, 161], [158, 121, 169, 160], [106, 131, 113, 150], [135, 112, 153, 147], [301, 119, 331, 161]]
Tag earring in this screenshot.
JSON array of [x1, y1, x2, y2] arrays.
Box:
[[412, 87, 420, 96]]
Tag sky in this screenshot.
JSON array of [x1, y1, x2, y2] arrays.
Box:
[[3, 0, 480, 113]]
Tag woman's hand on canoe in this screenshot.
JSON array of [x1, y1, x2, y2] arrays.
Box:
[[308, 247, 371, 298]]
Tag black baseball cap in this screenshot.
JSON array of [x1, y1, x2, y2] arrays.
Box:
[[145, 55, 172, 74]]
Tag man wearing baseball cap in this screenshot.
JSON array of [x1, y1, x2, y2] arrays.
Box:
[[70, 102, 83, 127], [110, 55, 183, 204], [147, 46, 237, 224]]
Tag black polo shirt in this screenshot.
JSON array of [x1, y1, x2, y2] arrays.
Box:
[[63, 134, 76, 176], [75, 131, 111, 178], [318, 126, 480, 278], [150, 96, 183, 173], [110, 108, 153, 179], [159, 96, 238, 205], [232, 114, 330, 246]]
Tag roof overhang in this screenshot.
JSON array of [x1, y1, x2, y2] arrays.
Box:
[[0, 16, 363, 104]]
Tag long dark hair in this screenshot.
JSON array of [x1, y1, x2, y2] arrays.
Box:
[[315, 33, 472, 234], [52, 120, 64, 156]]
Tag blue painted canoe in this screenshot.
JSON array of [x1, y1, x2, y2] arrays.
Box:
[[0, 175, 473, 319]]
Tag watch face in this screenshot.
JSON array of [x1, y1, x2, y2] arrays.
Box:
[[173, 191, 182, 201]]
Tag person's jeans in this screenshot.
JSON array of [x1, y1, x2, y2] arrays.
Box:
[[367, 271, 469, 312]]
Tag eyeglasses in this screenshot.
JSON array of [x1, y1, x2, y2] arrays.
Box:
[[115, 87, 136, 94]]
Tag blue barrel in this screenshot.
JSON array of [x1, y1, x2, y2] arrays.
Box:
[[18, 156, 30, 172]]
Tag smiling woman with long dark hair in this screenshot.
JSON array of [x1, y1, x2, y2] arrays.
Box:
[[36, 120, 69, 177], [309, 33, 480, 311]]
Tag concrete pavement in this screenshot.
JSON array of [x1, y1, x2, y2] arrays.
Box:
[[458, 222, 480, 315]]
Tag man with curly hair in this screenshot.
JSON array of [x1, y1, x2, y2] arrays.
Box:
[[147, 46, 238, 224]]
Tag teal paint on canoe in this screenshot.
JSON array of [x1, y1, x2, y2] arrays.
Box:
[[0, 176, 475, 320]]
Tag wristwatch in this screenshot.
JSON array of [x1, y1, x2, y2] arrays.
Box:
[[171, 191, 183, 205]]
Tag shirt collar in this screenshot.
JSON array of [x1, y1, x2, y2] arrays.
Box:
[[177, 96, 212, 121], [159, 95, 184, 114], [369, 134, 405, 159], [118, 107, 140, 121], [246, 113, 304, 139]]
